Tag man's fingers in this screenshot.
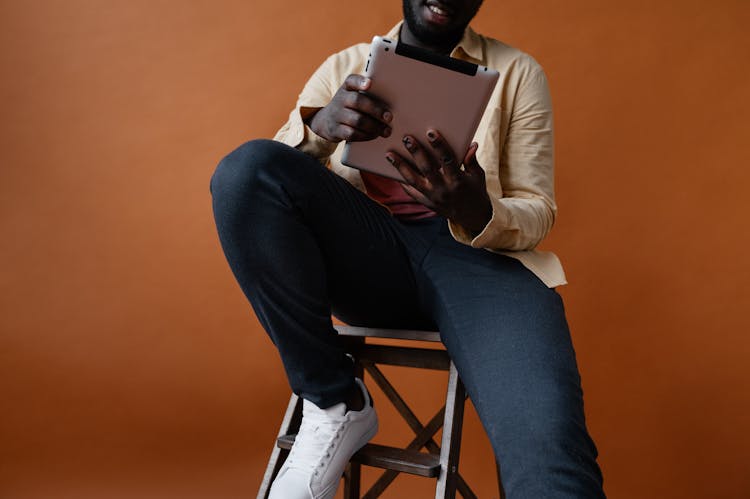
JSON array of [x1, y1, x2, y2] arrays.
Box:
[[341, 74, 392, 127], [338, 124, 385, 142], [343, 91, 392, 127], [336, 124, 362, 142], [386, 152, 426, 189], [401, 135, 440, 180], [425, 129, 460, 179], [344, 74, 371, 91], [339, 108, 391, 139]]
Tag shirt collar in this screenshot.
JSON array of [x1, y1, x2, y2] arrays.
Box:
[[384, 21, 485, 64]]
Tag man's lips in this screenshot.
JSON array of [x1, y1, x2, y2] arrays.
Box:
[[424, 0, 455, 24]]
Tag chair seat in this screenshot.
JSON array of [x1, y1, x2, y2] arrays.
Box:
[[335, 325, 442, 343]]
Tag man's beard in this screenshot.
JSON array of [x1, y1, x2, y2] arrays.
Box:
[[401, 0, 478, 48]]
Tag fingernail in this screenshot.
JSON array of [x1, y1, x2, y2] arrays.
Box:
[[427, 130, 436, 140], [362, 77, 371, 88], [383, 127, 391, 137], [383, 111, 392, 123]]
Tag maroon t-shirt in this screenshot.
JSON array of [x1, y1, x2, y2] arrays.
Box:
[[360, 171, 437, 220]]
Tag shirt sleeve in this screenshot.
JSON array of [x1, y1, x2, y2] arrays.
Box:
[[449, 63, 557, 251], [273, 54, 341, 163]]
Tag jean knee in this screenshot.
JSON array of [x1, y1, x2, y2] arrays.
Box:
[[209, 139, 291, 198]]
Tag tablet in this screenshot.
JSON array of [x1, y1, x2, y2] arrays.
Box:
[[341, 36, 499, 182]]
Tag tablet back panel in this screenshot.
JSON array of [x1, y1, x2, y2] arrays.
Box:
[[341, 36, 499, 182]]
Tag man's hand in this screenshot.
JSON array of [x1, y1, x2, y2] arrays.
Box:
[[307, 74, 393, 143], [386, 130, 492, 234]]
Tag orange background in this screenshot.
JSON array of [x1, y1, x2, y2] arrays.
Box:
[[2, 1, 749, 497]]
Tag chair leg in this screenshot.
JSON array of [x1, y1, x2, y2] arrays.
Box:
[[257, 393, 303, 499], [344, 462, 362, 498], [435, 362, 466, 499], [342, 344, 366, 498]]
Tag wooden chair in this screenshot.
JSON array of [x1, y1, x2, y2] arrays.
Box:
[[257, 325, 505, 499]]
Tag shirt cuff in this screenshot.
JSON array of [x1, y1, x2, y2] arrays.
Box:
[[448, 195, 516, 249]]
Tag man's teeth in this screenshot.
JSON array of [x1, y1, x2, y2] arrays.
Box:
[[428, 4, 449, 16]]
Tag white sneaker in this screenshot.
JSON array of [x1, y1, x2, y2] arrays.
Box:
[[269, 378, 378, 499]]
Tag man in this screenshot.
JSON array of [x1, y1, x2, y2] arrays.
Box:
[[210, 0, 606, 497]]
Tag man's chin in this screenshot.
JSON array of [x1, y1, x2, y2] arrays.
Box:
[[403, 0, 466, 48], [409, 22, 464, 47]]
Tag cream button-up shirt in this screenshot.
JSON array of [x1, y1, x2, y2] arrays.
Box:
[[274, 22, 566, 288]]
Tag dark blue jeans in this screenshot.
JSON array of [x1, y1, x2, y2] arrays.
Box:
[[210, 139, 605, 498]]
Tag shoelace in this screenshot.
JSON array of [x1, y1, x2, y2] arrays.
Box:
[[287, 413, 346, 476]]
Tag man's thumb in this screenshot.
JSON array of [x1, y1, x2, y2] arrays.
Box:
[[463, 142, 483, 175]]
